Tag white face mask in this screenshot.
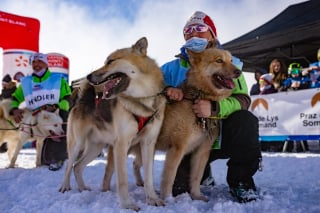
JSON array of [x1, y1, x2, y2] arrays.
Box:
[[183, 37, 208, 52]]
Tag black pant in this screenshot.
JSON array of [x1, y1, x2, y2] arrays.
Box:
[[174, 110, 262, 189], [41, 110, 68, 165]]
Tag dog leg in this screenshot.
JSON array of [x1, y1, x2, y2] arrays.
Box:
[[74, 142, 104, 191], [35, 137, 45, 167], [131, 144, 144, 187], [6, 138, 18, 162], [8, 139, 24, 168], [160, 146, 186, 199], [140, 140, 164, 206], [59, 140, 83, 192], [102, 145, 143, 192], [102, 146, 115, 192], [113, 142, 140, 211], [189, 140, 212, 201]]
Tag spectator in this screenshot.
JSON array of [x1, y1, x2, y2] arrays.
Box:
[[161, 11, 261, 203], [282, 62, 311, 91], [259, 73, 277, 95], [268, 59, 287, 91], [0, 74, 17, 100], [0, 74, 17, 153], [250, 69, 265, 95], [302, 48, 320, 88], [258, 73, 282, 152], [10, 52, 72, 171], [282, 62, 311, 152]]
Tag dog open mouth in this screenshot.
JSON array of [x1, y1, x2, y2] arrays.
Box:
[[87, 72, 130, 98], [49, 130, 62, 142], [212, 74, 236, 89]]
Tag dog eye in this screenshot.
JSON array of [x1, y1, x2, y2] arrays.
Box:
[[54, 124, 58, 127], [105, 59, 115, 65], [216, 59, 223, 63]]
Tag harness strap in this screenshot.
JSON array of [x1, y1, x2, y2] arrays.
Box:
[[133, 115, 152, 132], [95, 92, 103, 109], [32, 104, 58, 116], [30, 126, 34, 138], [93, 91, 161, 132]]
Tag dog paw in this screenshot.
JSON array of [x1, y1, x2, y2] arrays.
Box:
[[121, 203, 140, 211], [7, 164, 15, 169], [136, 180, 144, 187], [147, 196, 165, 206], [190, 193, 209, 202], [78, 186, 91, 192], [59, 185, 71, 193], [101, 187, 110, 192]]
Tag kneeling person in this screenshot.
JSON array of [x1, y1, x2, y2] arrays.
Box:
[[10, 52, 71, 171]]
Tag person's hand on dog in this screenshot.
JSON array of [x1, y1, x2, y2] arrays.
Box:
[[165, 87, 184, 101], [192, 99, 212, 118], [12, 109, 24, 123], [45, 104, 58, 112]]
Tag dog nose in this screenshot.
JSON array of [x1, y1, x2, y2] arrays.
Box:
[[87, 73, 102, 85], [234, 69, 241, 78]]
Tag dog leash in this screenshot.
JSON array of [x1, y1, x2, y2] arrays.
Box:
[[0, 119, 20, 130], [0, 121, 67, 139], [19, 126, 67, 139]]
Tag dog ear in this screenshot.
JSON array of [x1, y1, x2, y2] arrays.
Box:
[[54, 108, 60, 115], [207, 40, 218, 49], [186, 49, 202, 67], [132, 37, 148, 56]]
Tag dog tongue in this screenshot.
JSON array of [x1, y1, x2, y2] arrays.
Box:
[[102, 77, 121, 98], [222, 78, 235, 89]]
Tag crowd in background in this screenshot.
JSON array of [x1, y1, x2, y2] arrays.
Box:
[[249, 48, 320, 152]]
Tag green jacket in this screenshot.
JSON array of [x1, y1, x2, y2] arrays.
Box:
[[214, 73, 251, 118], [11, 69, 71, 112]]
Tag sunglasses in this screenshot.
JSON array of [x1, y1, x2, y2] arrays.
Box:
[[183, 24, 209, 34]]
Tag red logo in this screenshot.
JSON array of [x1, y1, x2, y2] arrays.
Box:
[[15, 55, 28, 67]]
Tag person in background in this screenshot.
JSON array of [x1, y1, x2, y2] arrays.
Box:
[[0, 74, 17, 153], [268, 58, 287, 91], [302, 48, 320, 88], [0, 74, 17, 100], [258, 73, 283, 152], [250, 69, 266, 95], [10, 53, 72, 171], [161, 11, 261, 203], [305, 68, 320, 88], [283, 62, 311, 152], [303, 48, 320, 147], [259, 73, 277, 95], [282, 62, 311, 91]]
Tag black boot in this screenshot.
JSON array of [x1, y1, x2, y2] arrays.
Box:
[[201, 164, 215, 187], [172, 154, 191, 196]]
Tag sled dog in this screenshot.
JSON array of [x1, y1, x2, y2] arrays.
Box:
[[0, 99, 65, 168], [156, 48, 241, 201], [59, 37, 166, 211], [103, 46, 241, 201]]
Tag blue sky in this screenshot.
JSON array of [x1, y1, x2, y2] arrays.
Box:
[[62, 0, 143, 22], [0, 0, 308, 85]]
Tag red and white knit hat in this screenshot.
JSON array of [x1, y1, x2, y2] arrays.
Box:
[[184, 11, 217, 38]]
